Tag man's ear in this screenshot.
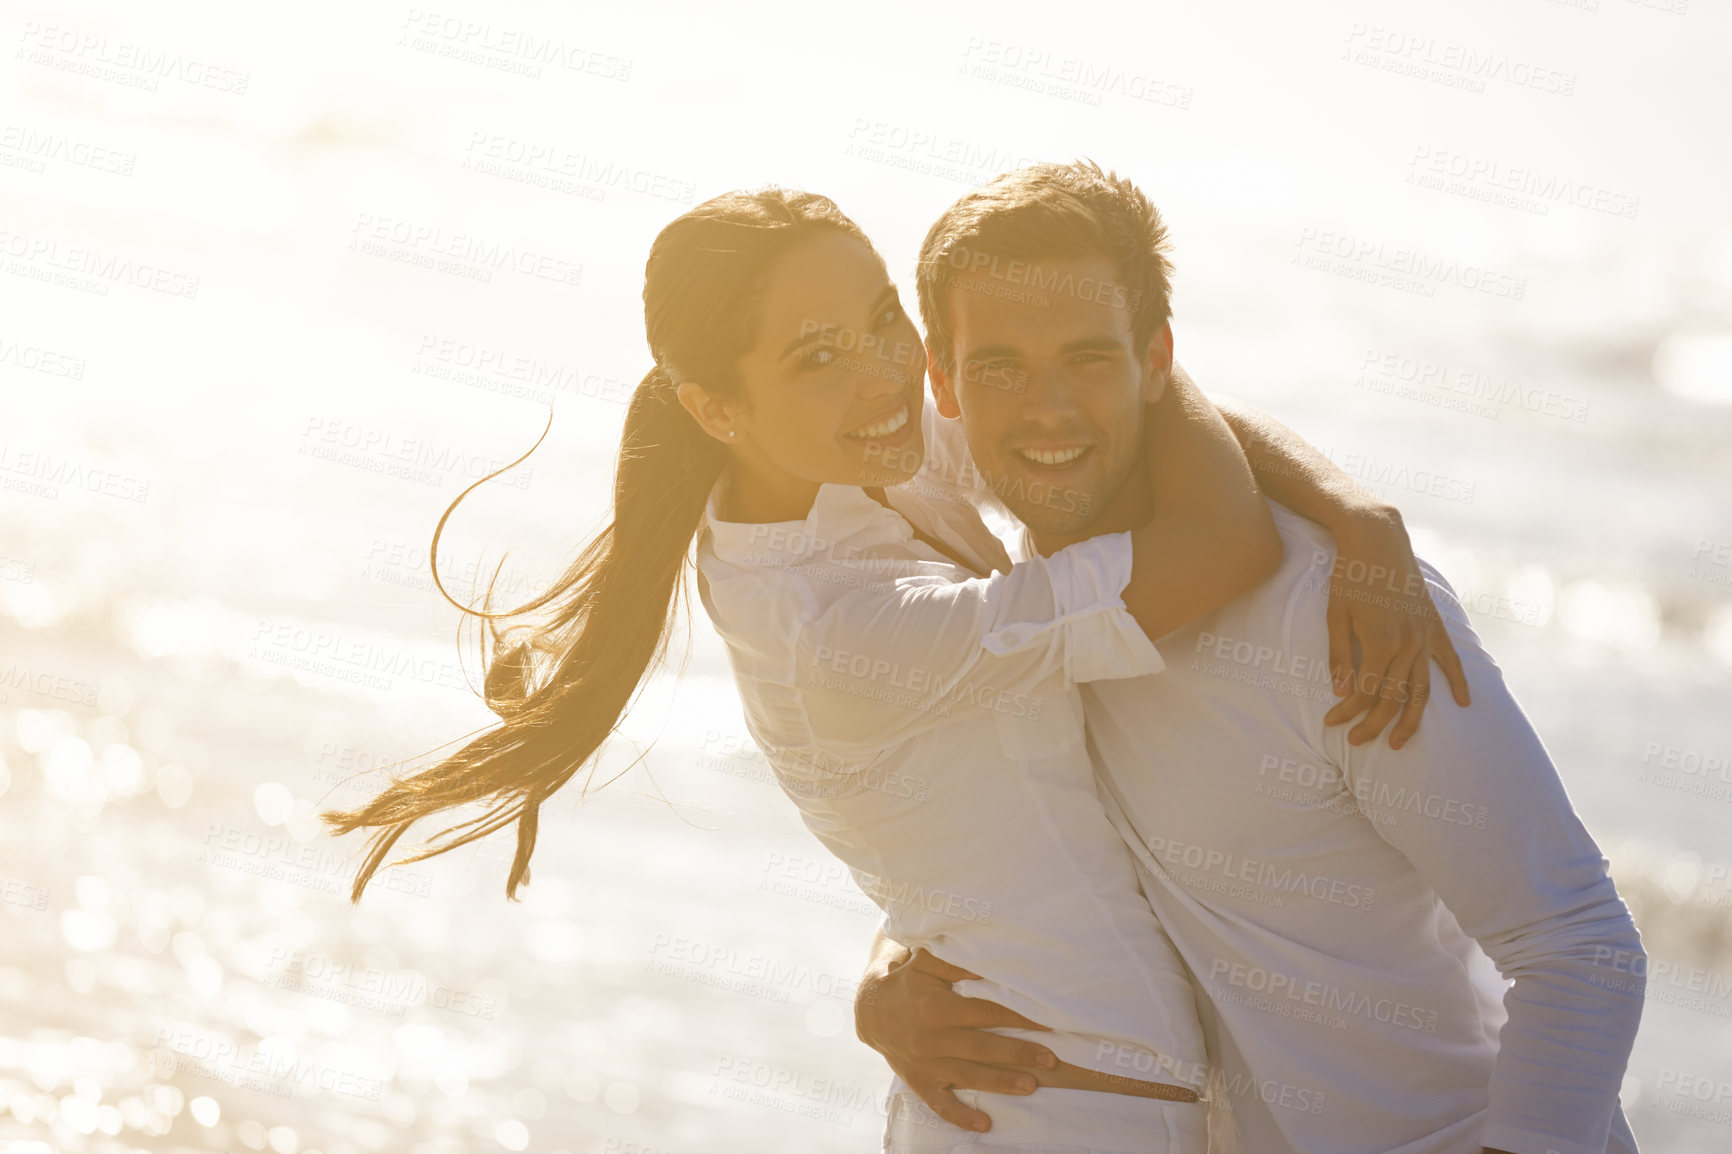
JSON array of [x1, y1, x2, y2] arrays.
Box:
[[1140, 323, 1175, 404], [928, 346, 962, 419], [675, 380, 740, 445]]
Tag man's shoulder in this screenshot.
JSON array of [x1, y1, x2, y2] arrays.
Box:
[[1211, 500, 1339, 633]]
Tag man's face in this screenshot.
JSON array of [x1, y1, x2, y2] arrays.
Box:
[[930, 256, 1170, 537]]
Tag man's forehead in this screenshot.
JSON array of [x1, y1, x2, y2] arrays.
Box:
[[948, 256, 1132, 347]]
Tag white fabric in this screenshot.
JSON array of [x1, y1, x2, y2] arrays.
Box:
[[1041, 502, 1647, 1154], [695, 402, 1211, 1153]]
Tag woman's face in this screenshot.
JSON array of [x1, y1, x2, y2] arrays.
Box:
[[729, 230, 927, 489]]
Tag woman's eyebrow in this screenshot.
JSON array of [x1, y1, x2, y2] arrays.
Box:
[[777, 285, 899, 362]]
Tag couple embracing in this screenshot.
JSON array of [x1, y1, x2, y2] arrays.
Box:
[[326, 160, 1644, 1154]]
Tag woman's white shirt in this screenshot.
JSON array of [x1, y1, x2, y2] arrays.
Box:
[[693, 403, 1212, 1151]]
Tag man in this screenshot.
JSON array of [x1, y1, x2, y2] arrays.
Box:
[[853, 161, 1644, 1154]]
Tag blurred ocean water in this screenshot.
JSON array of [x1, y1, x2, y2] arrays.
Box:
[[2, 1, 1730, 1151]]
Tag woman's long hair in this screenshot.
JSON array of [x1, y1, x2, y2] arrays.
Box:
[[321, 189, 874, 902]]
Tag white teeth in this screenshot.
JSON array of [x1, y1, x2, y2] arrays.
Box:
[[846, 403, 909, 439], [1018, 446, 1087, 466]]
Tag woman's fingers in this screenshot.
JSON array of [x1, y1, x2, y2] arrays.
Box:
[[925, 990, 1053, 1033], [1349, 638, 1424, 744], [943, 1027, 1057, 1070], [935, 1057, 1039, 1096], [1428, 613, 1472, 707], [1324, 636, 1394, 727], [907, 948, 981, 984], [906, 1078, 993, 1133], [1387, 653, 1431, 750]]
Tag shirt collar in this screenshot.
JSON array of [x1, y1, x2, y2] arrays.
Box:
[[702, 478, 915, 568]]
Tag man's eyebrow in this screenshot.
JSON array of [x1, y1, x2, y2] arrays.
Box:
[[964, 343, 1024, 361], [963, 334, 1121, 360], [1058, 335, 1122, 355], [778, 285, 899, 361]]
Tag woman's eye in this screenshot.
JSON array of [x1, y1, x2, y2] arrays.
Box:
[[802, 347, 837, 371], [878, 303, 903, 326]]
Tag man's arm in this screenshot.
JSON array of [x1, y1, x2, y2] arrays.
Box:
[[1209, 383, 1472, 747], [1117, 368, 1285, 641], [1331, 568, 1644, 1154], [855, 928, 1055, 1134]]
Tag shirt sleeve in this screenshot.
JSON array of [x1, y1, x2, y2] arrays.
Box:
[[1328, 565, 1644, 1154], [794, 530, 1166, 756]]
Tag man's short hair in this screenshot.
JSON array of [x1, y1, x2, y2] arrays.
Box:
[[915, 159, 1174, 375]]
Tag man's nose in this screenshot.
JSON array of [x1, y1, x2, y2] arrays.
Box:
[[1016, 364, 1081, 422]]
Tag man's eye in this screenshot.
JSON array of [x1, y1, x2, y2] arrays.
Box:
[[877, 303, 903, 327], [802, 347, 837, 370]]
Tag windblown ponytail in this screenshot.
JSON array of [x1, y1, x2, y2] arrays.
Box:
[[322, 188, 875, 902]]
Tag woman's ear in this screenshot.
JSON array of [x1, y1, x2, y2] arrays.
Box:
[[1141, 323, 1175, 404], [676, 381, 740, 445], [928, 347, 962, 419]]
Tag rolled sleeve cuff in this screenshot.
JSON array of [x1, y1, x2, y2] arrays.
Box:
[[980, 531, 1166, 685], [1481, 1121, 1609, 1154]]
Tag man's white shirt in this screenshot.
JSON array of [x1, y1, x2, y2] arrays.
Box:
[[1000, 501, 1646, 1154]]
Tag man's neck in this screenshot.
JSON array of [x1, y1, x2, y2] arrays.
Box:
[[1027, 467, 1155, 557]]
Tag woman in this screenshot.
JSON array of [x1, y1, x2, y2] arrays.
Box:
[[324, 189, 1462, 1152]]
